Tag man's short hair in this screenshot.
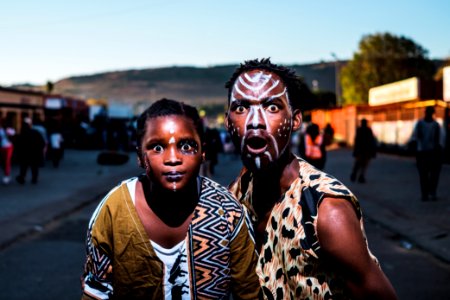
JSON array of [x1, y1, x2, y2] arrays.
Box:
[[225, 58, 307, 111]]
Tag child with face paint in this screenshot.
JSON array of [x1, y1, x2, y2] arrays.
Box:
[[225, 59, 397, 300], [81, 99, 259, 300]]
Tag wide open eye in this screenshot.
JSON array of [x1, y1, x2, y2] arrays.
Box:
[[266, 104, 279, 113], [235, 105, 247, 114], [180, 140, 198, 154], [152, 144, 164, 153]]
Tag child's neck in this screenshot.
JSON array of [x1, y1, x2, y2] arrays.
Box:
[[141, 175, 199, 227]]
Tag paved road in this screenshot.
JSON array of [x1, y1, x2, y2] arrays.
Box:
[[0, 149, 449, 299], [1, 195, 450, 300]]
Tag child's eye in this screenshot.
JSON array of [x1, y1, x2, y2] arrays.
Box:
[[180, 141, 198, 153], [181, 143, 192, 152], [152, 144, 164, 153], [266, 104, 279, 112]]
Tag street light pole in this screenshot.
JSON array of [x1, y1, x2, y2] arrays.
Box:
[[331, 53, 341, 106]]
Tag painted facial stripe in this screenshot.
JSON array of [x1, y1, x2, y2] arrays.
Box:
[[249, 106, 261, 128], [262, 87, 286, 101], [238, 75, 271, 92], [169, 137, 175, 144], [257, 81, 282, 100], [233, 84, 251, 101], [254, 157, 261, 169], [232, 73, 286, 102], [244, 72, 265, 83], [263, 151, 273, 161]]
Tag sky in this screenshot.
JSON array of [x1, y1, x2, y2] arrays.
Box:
[[1, 0, 449, 86]]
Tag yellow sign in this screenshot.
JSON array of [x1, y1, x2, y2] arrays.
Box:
[[444, 66, 450, 102], [368, 77, 419, 106]]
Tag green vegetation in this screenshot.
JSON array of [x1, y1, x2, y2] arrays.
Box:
[[340, 32, 436, 105]]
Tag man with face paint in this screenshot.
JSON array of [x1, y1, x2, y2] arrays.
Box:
[[226, 59, 397, 300]]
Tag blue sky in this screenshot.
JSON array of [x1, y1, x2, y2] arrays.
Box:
[[1, 0, 449, 85]]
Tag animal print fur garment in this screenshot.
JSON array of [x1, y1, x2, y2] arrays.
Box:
[[229, 155, 379, 300]]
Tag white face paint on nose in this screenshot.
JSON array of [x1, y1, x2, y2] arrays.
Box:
[[248, 106, 266, 128]]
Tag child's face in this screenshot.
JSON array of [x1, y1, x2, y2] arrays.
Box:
[[141, 115, 203, 191]]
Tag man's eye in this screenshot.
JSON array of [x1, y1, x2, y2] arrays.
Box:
[[235, 106, 247, 113], [266, 104, 279, 112], [152, 145, 164, 152]]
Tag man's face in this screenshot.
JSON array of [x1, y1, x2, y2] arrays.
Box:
[[140, 115, 203, 191], [226, 69, 300, 170]]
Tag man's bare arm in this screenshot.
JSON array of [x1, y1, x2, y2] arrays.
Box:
[[317, 197, 397, 300]]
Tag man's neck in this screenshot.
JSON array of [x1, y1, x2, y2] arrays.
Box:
[[251, 152, 298, 215]]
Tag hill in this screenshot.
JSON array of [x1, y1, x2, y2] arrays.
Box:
[[52, 62, 339, 108]]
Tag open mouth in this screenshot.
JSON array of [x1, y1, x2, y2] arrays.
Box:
[[246, 136, 267, 154]]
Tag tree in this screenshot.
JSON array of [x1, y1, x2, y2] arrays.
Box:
[[340, 32, 436, 105]]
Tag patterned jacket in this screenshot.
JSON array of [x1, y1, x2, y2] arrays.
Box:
[[81, 176, 259, 299], [229, 156, 379, 300]]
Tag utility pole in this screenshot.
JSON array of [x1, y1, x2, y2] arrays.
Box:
[[331, 53, 341, 106]]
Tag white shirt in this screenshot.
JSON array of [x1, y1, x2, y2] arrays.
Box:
[[126, 178, 191, 300]]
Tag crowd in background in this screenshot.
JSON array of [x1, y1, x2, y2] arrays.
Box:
[[0, 112, 234, 186]]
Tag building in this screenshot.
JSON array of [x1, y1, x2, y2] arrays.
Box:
[[310, 70, 450, 160], [0, 86, 45, 130]]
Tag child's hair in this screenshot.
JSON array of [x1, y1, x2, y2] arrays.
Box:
[[136, 98, 204, 167]]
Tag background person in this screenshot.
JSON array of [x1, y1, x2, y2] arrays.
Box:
[[350, 118, 377, 183], [410, 106, 445, 201], [81, 98, 259, 299], [323, 123, 335, 147], [225, 58, 397, 300], [48, 125, 64, 168], [0, 118, 14, 184], [15, 118, 46, 184], [304, 122, 325, 169]]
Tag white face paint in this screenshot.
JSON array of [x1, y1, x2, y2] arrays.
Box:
[[254, 156, 261, 169], [228, 71, 290, 167], [165, 121, 176, 145]]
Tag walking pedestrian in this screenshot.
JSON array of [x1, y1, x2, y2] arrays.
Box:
[[0, 118, 14, 184], [202, 126, 222, 176], [304, 122, 325, 169], [48, 126, 64, 168], [32, 116, 48, 163], [323, 123, 335, 147], [350, 118, 377, 183], [225, 58, 397, 299], [15, 118, 46, 184], [410, 106, 445, 201]]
